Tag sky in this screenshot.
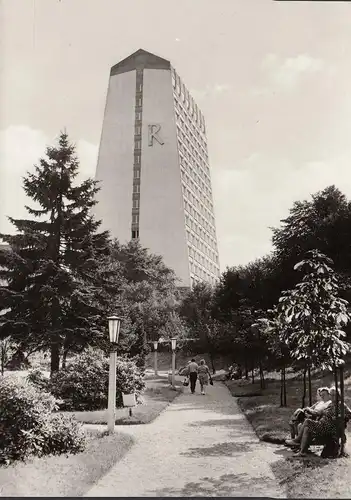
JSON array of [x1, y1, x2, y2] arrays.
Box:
[[1, 0, 351, 270]]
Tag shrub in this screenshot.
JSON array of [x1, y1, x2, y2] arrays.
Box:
[[0, 376, 86, 464], [26, 368, 50, 391], [40, 413, 86, 456], [49, 348, 145, 411]]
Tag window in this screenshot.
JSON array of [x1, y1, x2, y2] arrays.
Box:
[[133, 184, 140, 194], [134, 169, 140, 179], [131, 229, 139, 239], [132, 214, 139, 224], [136, 97, 142, 106], [133, 199, 139, 209], [135, 155, 140, 164], [135, 125, 141, 135], [135, 140, 141, 150]]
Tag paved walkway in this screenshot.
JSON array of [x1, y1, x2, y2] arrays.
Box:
[[85, 383, 285, 497]]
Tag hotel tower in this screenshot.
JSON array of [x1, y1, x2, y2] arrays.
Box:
[[94, 49, 220, 288]]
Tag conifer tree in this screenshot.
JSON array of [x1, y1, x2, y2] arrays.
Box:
[[0, 132, 110, 374]]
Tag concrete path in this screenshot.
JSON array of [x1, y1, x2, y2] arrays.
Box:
[[85, 383, 285, 497]]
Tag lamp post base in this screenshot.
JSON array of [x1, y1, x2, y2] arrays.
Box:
[[107, 349, 117, 434], [171, 350, 176, 388]]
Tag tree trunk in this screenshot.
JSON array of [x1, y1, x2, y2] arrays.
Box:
[[301, 367, 307, 408], [259, 359, 265, 390], [251, 365, 255, 384], [208, 349, 216, 374], [280, 368, 283, 407], [1, 346, 5, 376], [50, 343, 60, 375], [339, 365, 345, 457], [333, 363, 340, 455], [308, 365, 312, 406], [244, 355, 249, 380], [283, 365, 287, 406], [62, 348, 69, 369]]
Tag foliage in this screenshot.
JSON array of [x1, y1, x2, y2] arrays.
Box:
[[0, 375, 86, 464], [94, 239, 181, 364], [49, 348, 145, 411], [214, 256, 279, 322], [0, 337, 16, 375], [271, 185, 351, 295], [179, 283, 219, 368], [0, 132, 111, 374], [276, 250, 351, 370], [26, 368, 50, 391]]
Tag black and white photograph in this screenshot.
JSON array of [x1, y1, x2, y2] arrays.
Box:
[[1, 0, 351, 497]]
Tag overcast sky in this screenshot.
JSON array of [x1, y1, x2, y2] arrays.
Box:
[[1, 0, 351, 270]]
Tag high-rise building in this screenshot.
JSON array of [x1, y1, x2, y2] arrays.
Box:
[[94, 49, 220, 288]]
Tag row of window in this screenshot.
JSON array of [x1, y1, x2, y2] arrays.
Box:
[[185, 211, 218, 255], [180, 152, 213, 202], [184, 195, 214, 225], [171, 67, 206, 133], [187, 230, 219, 264], [185, 213, 217, 251], [182, 184, 217, 239], [182, 174, 215, 227], [180, 157, 213, 211], [178, 136, 210, 190], [178, 142, 211, 196], [177, 124, 209, 176], [188, 245, 219, 274], [183, 196, 216, 239], [174, 96, 206, 148], [180, 166, 212, 206], [176, 117, 209, 169], [189, 260, 218, 282], [191, 274, 217, 288], [131, 69, 143, 240]]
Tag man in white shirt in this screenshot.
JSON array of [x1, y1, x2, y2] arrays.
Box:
[[187, 358, 199, 394]]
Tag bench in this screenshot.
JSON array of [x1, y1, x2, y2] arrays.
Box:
[[291, 418, 349, 458]]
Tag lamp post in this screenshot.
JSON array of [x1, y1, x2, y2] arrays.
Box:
[[171, 337, 177, 388], [153, 340, 158, 376], [107, 314, 122, 434]]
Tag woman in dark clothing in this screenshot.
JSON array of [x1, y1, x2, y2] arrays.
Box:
[[285, 387, 351, 457]]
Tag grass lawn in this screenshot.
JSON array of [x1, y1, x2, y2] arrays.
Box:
[[63, 374, 183, 425], [0, 430, 134, 497], [226, 366, 351, 498]]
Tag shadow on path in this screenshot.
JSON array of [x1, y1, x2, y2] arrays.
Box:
[[188, 418, 246, 428], [181, 441, 256, 458], [151, 472, 279, 497]]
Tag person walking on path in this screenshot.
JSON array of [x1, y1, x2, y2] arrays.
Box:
[[198, 359, 211, 395], [187, 358, 199, 394]]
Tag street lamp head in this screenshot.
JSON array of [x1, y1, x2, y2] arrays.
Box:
[[108, 315, 122, 344], [171, 337, 177, 351], [153, 340, 158, 351]]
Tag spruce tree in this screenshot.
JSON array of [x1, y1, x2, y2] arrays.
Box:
[[0, 132, 110, 374]]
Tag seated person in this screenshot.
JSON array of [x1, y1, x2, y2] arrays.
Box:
[[286, 387, 351, 457], [289, 387, 331, 439]]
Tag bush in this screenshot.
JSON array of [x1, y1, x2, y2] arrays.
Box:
[[26, 368, 50, 391], [49, 348, 145, 411], [40, 413, 86, 456], [0, 376, 86, 465]]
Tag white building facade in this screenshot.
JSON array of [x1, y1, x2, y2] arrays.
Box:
[[94, 49, 220, 288]]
